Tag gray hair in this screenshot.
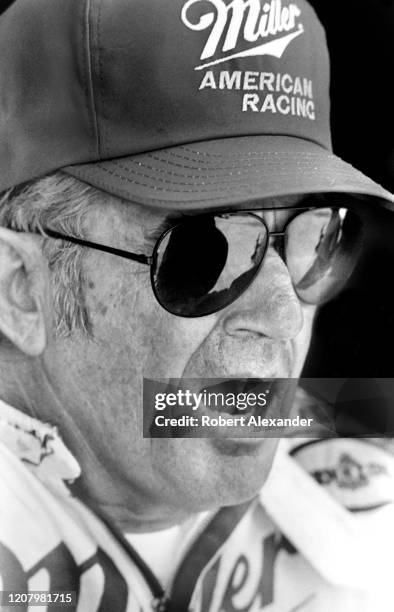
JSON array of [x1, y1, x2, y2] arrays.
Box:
[[0, 172, 102, 337]]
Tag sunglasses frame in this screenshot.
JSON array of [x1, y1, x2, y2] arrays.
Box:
[[41, 205, 360, 318]]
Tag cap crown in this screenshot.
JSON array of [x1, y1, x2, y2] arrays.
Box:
[[0, 0, 331, 191]]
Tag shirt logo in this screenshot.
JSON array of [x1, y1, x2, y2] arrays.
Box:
[[181, 0, 304, 70], [312, 453, 388, 491]]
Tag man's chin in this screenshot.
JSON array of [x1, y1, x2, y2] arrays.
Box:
[[156, 435, 278, 513], [203, 436, 279, 506]]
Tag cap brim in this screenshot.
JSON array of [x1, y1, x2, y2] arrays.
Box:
[[64, 136, 393, 210]]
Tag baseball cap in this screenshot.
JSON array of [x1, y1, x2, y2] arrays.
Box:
[[0, 0, 392, 210]]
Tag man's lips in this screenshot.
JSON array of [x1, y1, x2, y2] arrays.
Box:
[[158, 377, 297, 436]]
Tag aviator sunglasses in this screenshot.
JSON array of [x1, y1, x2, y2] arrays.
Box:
[[42, 206, 364, 318]]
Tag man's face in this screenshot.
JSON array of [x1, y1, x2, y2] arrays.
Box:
[[44, 195, 316, 527]]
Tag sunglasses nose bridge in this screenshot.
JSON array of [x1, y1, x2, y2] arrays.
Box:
[[222, 253, 305, 340], [264, 229, 287, 262]]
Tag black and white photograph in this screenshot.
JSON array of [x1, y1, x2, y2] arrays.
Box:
[[0, 0, 393, 610]]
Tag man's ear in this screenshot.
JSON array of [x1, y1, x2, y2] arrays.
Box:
[[0, 227, 49, 356]]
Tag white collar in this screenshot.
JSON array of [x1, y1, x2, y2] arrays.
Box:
[[0, 398, 80, 492]]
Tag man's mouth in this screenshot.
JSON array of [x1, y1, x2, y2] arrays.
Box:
[[146, 376, 298, 439], [166, 377, 297, 438]]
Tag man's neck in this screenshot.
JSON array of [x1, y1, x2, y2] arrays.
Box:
[[0, 390, 202, 533]]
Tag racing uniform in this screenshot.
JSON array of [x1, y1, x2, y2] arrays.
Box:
[[1, 397, 394, 612]]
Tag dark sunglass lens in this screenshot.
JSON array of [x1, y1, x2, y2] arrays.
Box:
[[153, 214, 267, 316], [285, 207, 364, 304]]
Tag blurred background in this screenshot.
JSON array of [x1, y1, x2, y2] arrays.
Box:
[[303, 0, 394, 432]]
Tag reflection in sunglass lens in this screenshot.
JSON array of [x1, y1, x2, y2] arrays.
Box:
[[153, 214, 267, 316], [285, 207, 364, 304]]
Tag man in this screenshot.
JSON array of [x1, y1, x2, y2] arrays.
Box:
[[0, 0, 393, 610]]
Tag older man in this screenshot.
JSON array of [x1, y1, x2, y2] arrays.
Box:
[[0, 0, 393, 610]]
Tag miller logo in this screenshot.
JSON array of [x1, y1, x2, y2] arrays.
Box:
[[181, 0, 304, 70]]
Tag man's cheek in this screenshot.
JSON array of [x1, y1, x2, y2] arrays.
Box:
[[141, 323, 193, 377], [142, 318, 217, 379], [113, 272, 218, 377]]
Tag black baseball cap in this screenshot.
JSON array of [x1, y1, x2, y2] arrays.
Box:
[[0, 0, 392, 209]]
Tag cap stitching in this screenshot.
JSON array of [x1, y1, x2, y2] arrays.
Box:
[[175, 146, 336, 161], [103, 158, 371, 184], [108, 160, 323, 183], [143, 154, 330, 174], [178, 137, 333, 157], [94, 163, 362, 193], [113, 159, 251, 179], [179, 146, 286, 158], [94, 165, 257, 193], [148, 150, 331, 167], [75, 170, 387, 203], [98, 163, 270, 187], [111, 157, 334, 179]]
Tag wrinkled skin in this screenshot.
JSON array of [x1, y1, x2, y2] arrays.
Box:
[[0, 195, 316, 531]]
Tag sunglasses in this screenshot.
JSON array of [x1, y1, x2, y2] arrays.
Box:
[[42, 206, 364, 318]]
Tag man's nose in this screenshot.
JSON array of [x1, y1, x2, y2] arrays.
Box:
[[222, 248, 304, 339]]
